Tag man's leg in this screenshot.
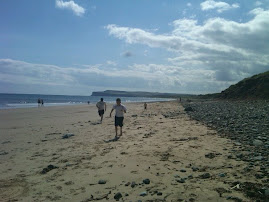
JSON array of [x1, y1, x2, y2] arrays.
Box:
[[101, 114, 103, 122], [115, 126, 118, 137], [119, 127, 122, 136]]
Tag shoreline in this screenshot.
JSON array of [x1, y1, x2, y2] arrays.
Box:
[[0, 101, 267, 201]]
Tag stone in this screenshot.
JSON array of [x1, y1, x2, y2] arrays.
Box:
[[253, 156, 263, 161], [41, 164, 58, 174], [176, 178, 185, 183], [62, 133, 75, 139], [218, 173, 226, 177], [184, 107, 194, 112], [192, 166, 199, 171], [199, 173, 211, 179], [180, 169, 186, 172], [157, 192, 163, 196], [131, 181, 136, 188], [140, 191, 147, 196], [98, 180, 106, 184], [253, 139, 263, 146], [114, 192, 122, 200], [143, 179, 150, 184]]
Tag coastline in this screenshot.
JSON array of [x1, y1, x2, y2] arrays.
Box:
[[0, 101, 266, 201]]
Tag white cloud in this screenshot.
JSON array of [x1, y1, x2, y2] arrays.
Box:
[[55, 0, 85, 16], [187, 3, 192, 7], [255, 1, 263, 6], [105, 9, 269, 87], [200, 0, 239, 13]]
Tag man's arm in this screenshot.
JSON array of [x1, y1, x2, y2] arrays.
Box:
[[110, 109, 114, 117], [123, 106, 127, 113]]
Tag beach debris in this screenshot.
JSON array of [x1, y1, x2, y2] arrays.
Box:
[[205, 152, 222, 159], [157, 192, 163, 196], [65, 181, 74, 185], [143, 179, 150, 184], [114, 192, 122, 200], [83, 191, 111, 201], [140, 191, 147, 196], [41, 164, 58, 174], [125, 182, 130, 186], [0, 151, 8, 155], [180, 169, 186, 172], [199, 173, 211, 179], [62, 133, 74, 139], [98, 180, 106, 184], [131, 114, 138, 117]]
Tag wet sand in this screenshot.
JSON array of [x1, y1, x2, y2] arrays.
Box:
[[0, 101, 263, 201]]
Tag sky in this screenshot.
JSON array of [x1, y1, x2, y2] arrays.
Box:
[[1, 0, 269, 95]]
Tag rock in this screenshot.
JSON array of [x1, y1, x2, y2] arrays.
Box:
[[125, 182, 130, 186], [98, 180, 106, 184], [253, 139, 263, 146], [0, 151, 8, 155], [125, 193, 129, 196], [62, 133, 75, 139], [157, 192, 163, 196], [205, 153, 216, 159], [199, 173, 211, 179], [131, 181, 136, 188], [140, 191, 147, 196], [143, 179, 150, 184], [184, 107, 194, 112], [131, 115, 138, 117], [41, 164, 58, 174], [192, 166, 199, 171], [180, 169, 186, 172], [253, 156, 263, 161], [218, 173, 226, 177], [114, 192, 122, 200], [176, 178, 185, 183]]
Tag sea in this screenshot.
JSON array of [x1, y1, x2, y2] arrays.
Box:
[[0, 93, 174, 109]]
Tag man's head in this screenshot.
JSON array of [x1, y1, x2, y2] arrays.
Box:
[[101, 98, 103, 102], [116, 98, 121, 105]]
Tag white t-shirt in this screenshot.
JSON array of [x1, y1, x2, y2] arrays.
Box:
[[96, 101, 106, 110], [113, 104, 127, 117]]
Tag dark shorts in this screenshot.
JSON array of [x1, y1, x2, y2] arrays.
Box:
[[115, 116, 124, 127], [98, 110, 104, 116]]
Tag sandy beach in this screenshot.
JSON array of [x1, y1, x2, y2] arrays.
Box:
[[0, 101, 264, 201]]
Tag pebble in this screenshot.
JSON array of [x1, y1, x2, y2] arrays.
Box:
[[62, 133, 75, 139], [140, 191, 147, 196], [253, 139, 263, 146], [114, 192, 122, 200], [218, 173, 226, 177], [176, 178, 185, 183], [143, 179, 150, 184], [199, 173, 211, 179], [98, 180, 106, 184], [131, 181, 136, 188]]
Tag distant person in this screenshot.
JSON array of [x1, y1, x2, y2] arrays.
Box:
[[96, 98, 106, 123], [144, 102, 147, 110], [110, 98, 127, 138], [87, 101, 90, 105], [37, 98, 41, 107], [41, 99, 44, 106], [180, 97, 181, 102]]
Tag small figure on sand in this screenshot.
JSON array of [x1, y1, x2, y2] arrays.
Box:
[[87, 101, 90, 105], [144, 102, 147, 110], [96, 98, 106, 123], [37, 98, 41, 107], [110, 98, 127, 138], [41, 99, 44, 106]]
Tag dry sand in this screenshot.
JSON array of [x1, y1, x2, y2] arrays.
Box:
[[0, 101, 260, 201]]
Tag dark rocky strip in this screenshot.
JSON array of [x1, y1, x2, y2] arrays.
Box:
[[182, 100, 269, 180]]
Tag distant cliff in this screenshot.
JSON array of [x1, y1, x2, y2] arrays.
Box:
[[201, 71, 269, 99], [91, 90, 189, 98]]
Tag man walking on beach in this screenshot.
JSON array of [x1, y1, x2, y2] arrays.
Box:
[[110, 98, 127, 138], [96, 98, 106, 123]]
